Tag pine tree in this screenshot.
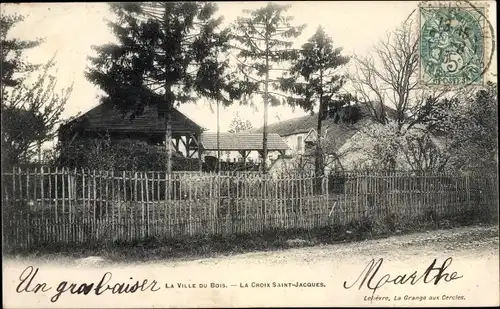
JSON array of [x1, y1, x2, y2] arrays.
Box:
[[1, 13, 42, 98], [86, 2, 243, 174], [231, 3, 305, 173], [280, 26, 350, 177]]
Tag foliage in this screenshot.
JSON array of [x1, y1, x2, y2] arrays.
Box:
[[279, 26, 350, 176], [0, 13, 42, 91], [345, 81, 498, 173], [444, 82, 498, 171], [56, 137, 197, 171], [346, 13, 497, 173], [86, 2, 243, 174], [228, 111, 253, 133], [1, 13, 72, 168], [279, 26, 350, 115], [231, 2, 306, 171], [347, 121, 449, 172]]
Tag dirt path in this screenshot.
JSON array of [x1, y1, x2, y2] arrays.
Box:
[[3, 225, 499, 308], [4, 224, 498, 267], [163, 224, 499, 267]]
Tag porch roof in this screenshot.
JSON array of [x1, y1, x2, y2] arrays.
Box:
[[200, 132, 289, 151]]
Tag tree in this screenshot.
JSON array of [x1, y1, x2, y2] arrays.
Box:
[[348, 13, 466, 172], [347, 120, 450, 172], [443, 82, 498, 171], [228, 111, 253, 133], [351, 15, 420, 127], [86, 2, 243, 174], [279, 26, 350, 177], [231, 3, 305, 173], [1, 13, 42, 93], [343, 82, 498, 173], [1, 13, 72, 168]]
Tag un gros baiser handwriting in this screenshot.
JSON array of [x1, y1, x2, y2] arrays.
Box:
[[16, 266, 161, 303], [343, 257, 463, 295]]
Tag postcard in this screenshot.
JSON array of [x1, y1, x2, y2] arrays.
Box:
[[2, 1, 498, 308]]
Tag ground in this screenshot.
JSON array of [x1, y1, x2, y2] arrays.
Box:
[[3, 224, 499, 307]]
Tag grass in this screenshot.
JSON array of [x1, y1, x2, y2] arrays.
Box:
[[4, 207, 498, 263]]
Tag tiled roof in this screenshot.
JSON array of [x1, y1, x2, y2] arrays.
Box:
[[200, 132, 289, 151], [252, 103, 397, 137], [252, 113, 318, 136], [60, 104, 202, 135]]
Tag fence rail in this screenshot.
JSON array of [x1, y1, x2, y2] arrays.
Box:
[[2, 167, 498, 249]]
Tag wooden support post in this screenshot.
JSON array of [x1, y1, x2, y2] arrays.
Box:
[[190, 133, 203, 171], [175, 137, 180, 153], [179, 136, 188, 156], [185, 135, 191, 157], [198, 146, 203, 172], [172, 137, 180, 153], [239, 151, 248, 169], [258, 150, 266, 172]]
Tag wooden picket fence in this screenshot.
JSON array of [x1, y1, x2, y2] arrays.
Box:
[[2, 167, 498, 249]]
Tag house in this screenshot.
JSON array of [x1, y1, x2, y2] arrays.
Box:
[[254, 102, 452, 174], [58, 103, 289, 171], [252, 103, 406, 174]]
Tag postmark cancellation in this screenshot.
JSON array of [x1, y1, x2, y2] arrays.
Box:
[[418, 1, 494, 87]]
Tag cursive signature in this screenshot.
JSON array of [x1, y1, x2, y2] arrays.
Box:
[[343, 257, 463, 295], [16, 266, 161, 303]]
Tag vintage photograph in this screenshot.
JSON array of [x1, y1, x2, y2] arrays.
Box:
[[2, 1, 498, 307]]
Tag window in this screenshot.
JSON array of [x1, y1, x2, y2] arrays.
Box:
[[297, 136, 303, 152], [305, 141, 314, 150]]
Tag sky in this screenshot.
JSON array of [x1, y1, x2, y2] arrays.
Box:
[[2, 1, 497, 136]]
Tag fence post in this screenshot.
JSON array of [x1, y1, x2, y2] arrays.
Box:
[[325, 175, 329, 222], [5, 168, 498, 250], [145, 172, 150, 237]]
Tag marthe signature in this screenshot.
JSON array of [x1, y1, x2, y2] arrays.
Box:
[[343, 257, 463, 295]]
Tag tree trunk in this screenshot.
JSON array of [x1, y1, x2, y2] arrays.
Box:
[[315, 71, 325, 194], [315, 72, 325, 179], [164, 106, 172, 175], [315, 115, 324, 177], [217, 99, 221, 173], [262, 36, 269, 174], [315, 101, 325, 193], [163, 7, 172, 175]]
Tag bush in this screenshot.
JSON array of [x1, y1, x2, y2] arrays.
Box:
[[56, 137, 198, 171]]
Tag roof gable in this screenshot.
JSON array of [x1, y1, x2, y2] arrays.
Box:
[[60, 104, 202, 135], [304, 128, 317, 142]]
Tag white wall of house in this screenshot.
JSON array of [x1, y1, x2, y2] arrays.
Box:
[[281, 130, 316, 156], [282, 133, 304, 155]]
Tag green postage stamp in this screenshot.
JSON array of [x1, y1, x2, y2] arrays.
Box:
[[419, 1, 491, 86]]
